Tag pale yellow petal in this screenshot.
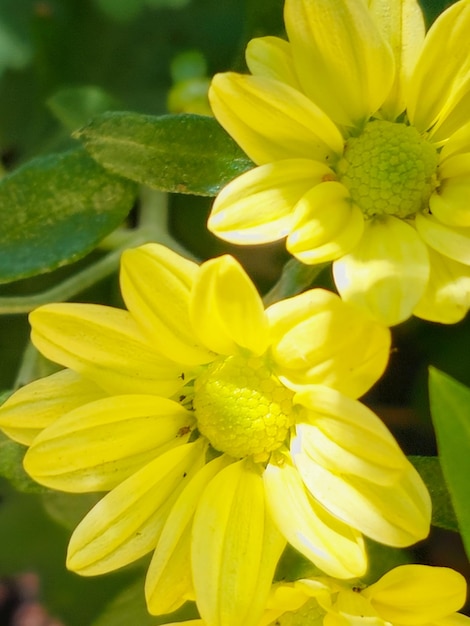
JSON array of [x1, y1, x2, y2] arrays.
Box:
[[246, 36, 301, 90], [415, 212, 470, 265], [267, 289, 391, 399], [209, 73, 344, 165], [192, 459, 285, 626], [285, 0, 394, 127], [365, 565, 467, 625], [190, 255, 269, 356], [264, 458, 367, 578], [407, 0, 470, 139], [121, 244, 214, 366], [66, 439, 206, 576], [146, 455, 232, 616], [24, 395, 194, 492], [30, 304, 185, 396], [287, 181, 365, 263], [413, 248, 470, 324], [333, 216, 430, 326], [208, 159, 333, 244], [429, 178, 470, 228], [0, 370, 105, 445], [369, 0, 425, 119]]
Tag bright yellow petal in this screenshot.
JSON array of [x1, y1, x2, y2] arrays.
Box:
[[267, 289, 391, 399], [66, 439, 206, 576], [192, 459, 285, 626], [24, 395, 194, 492], [284, 0, 394, 127], [246, 36, 301, 90], [121, 244, 214, 366], [0, 370, 105, 445], [209, 73, 344, 165], [413, 248, 470, 324], [333, 216, 430, 326], [190, 255, 269, 356], [429, 178, 470, 228], [369, 0, 425, 119], [415, 212, 470, 265], [30, 304, 185, 397], [407, 0, 470, 139], [287, 181, 365, 263], [440, 120, 470, 161], [208, 160, 333, 244], [146, 455, 232, 616], [365, 565, 467, 625], [263, 457, 367, 579]]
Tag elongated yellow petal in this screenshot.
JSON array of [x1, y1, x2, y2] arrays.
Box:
[[415, 213, 470, 265], [66, 439, 206, 575], [369, 0, 425, 119], [287, 181, 365, 263], [24, 395, 194, 492], [246, 36, 301, 90], [0, 370, 105, 445], [30, 304, 185, 397], [209, 73, 344, 165], [429, 178, 470, 228], [146, 455, 232, 615], [208, 160, 333, 245], [267, 289, 391, 399], [264, 458, 367, 578], [192, 459, 285, 626], [364, 565, 467, 625], [284, 0, 394, 127], [333, 216, 430, 325], [440, 120, 470, 161], [190, 255, 269, 356], [121, 244, 214, 366]]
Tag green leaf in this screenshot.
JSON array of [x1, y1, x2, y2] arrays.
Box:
[[428, 367, 470, 557], [0, 431, 48, 493], [409, 455, 458, 532], [263, 258, 329, 306], [0, 148, 137, 284], [75, 112, 253, 196], [47, 85, 121, 132]]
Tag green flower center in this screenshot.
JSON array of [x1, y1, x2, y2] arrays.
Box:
[[337, 120, 438, 219], [193, 355, 295, 460]]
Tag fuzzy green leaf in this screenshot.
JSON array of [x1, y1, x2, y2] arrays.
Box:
[[75, 111, 253, 196], [0, 431, 48, 493]]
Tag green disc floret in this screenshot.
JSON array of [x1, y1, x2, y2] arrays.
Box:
[[193, 355, 295, 460], [337, 120, 438, 219]]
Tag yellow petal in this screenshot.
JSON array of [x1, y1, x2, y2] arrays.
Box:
[[145, 455, 232, 616], [267, 289, 391, 399], [365, 564, 467, 625], [263, 457, 367, 578], [246, 36, 301, 90], [209, 73, 344, 165], [413, 248, 470, 324], [190, 255, 269, 356], [284, 0, 394, 127], [407, 0, 470, 139], [24, 395, 194, 492], [208, 159, 333, 244], [369, 0, 425, 119], [415, 212, 470, 265], [192, 459, 285, 626], [121, 244, 214, 366], [287, 181, 365, 263], [333, 216, 430, 326], [440, 120, 470, 161], [30, 303, 185, 397], [66, 439, 206, 576], [429, 178, 470, 228], [0, 370, 105, 445]]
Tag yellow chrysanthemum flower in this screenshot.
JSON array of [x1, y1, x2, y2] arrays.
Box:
[[0, 244, 430, 626], [207, 0, 470, 326], [164, 565, 470, 626]]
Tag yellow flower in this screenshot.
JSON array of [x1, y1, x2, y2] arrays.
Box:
[[0, 244, 430, 626], [207, 0, 470, 325]]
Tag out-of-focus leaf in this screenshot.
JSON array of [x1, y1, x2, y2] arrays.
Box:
[[0, 148, 137, 284], [428, 367, 470, 558], [93, 0, 147, 21], [0, 3, 33, 74], [0, 431, 48, 493], [42, 491, 102, 530], [47, 85, 121, 132], [75, 112, 253, 196], [263, 258, 329, 306]]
